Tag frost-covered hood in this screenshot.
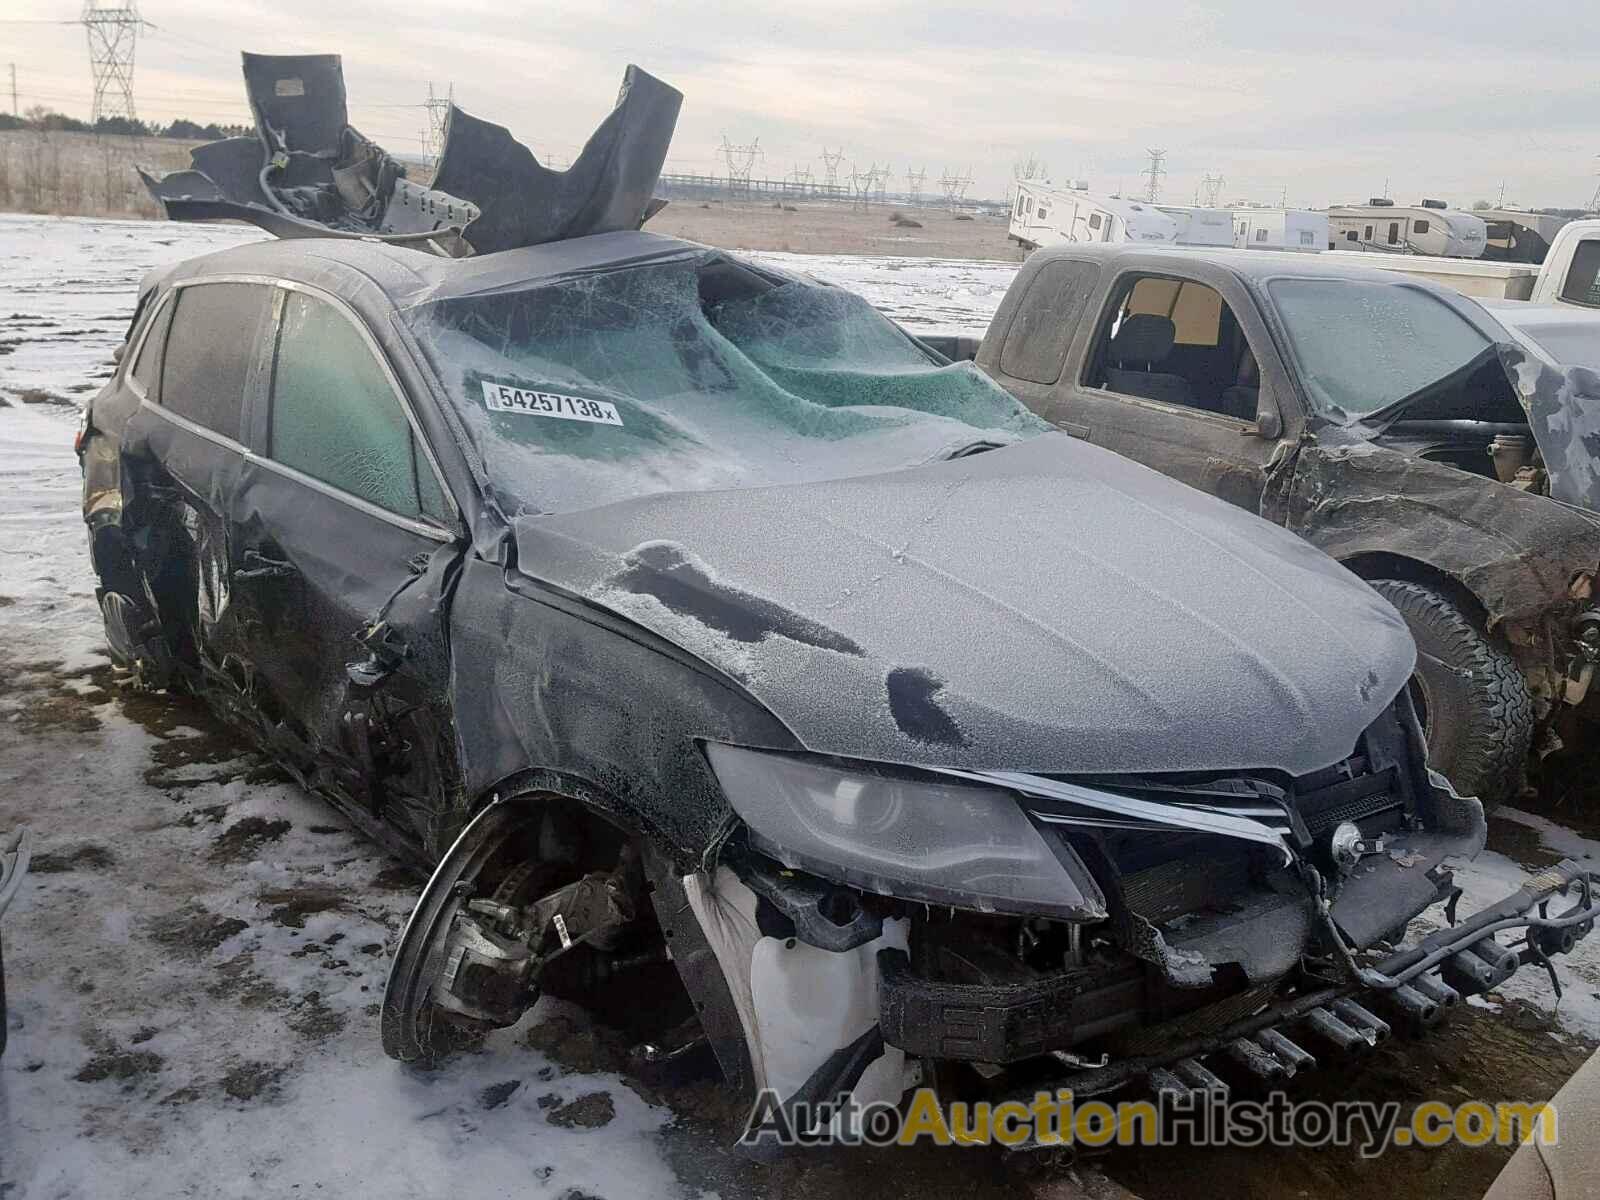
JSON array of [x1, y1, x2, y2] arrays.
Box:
[[510, 435, 1416, 777]]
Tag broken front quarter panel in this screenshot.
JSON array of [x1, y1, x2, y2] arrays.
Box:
[[1281, 430, 1600, 644]]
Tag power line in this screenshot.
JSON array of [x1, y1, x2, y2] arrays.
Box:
[[80, 3, 152, 124], [938, 167, 973, 210], [422, 81, 452, 171], [819, 145, 844, 189], [719, 134, 760, 198], [905, 165, 926, 203], [1142, 148, 1167, 203]]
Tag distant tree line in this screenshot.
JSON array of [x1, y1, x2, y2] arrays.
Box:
[[0, 106, 253, 141]]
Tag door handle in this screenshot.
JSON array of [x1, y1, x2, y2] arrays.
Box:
[[234, 549, 295, 581], [1058, 422, 1091, 439]]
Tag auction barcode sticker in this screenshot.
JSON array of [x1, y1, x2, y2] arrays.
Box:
[[481, 381, 623, 426]]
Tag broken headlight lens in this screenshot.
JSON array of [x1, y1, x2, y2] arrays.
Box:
[[705, 743, 1101, 919]]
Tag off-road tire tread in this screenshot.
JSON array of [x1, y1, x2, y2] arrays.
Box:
[[1371, 579, 1534, 804]]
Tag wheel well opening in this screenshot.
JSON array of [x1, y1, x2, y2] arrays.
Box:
[[1340, 552, 1491, 631]]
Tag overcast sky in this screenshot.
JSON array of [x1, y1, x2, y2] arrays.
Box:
[[7, 0, 1599, 209]]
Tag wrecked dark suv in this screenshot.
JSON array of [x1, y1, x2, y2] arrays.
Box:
[[78, 228, 1600, 1131], [973, 246, 1600, 804], [78, 52, 1599, 1142]]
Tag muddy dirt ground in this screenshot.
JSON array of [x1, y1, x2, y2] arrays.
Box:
[[646, 197, 1023, 260]]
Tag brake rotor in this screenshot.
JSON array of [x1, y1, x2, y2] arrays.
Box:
[[381, 799, 535, 1066]]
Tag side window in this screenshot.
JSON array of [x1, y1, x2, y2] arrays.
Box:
[[1345, 230, 1359, 242], [269, 290, 448, 523], [1254, 228, 1268, 242], [159, 282, 273, 442], [130, 293, 173, 397], [1388, 222, 1401, 245], [997, 259, 1099, 385], [1364, 225, 1374, 240], [1088, 213, 1103, 230], [1414, 220, 1430, 235], [1087, 275, 1258, 420], [1559, 239, 1600, 308]]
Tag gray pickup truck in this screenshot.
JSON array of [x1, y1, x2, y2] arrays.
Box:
[[934, 245, 1600, 804]]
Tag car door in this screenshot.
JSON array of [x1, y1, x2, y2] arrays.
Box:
[[119, 279, 276, 684], [1047, 267, 1300, 513], [228, 282, 464, 856]]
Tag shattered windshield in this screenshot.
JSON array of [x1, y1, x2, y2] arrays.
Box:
[[1266, 277, 1493, 422], [404, 253, 1047, 515]]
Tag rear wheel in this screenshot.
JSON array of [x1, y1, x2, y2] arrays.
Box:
[[1370, 579, 1533, 805]]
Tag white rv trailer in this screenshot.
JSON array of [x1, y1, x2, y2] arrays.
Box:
[[1231, 208, 1329, 251], [1156, 206, 1235, 246], [1008, 181, 1178, 250], [1326, 199, 1487, 257]]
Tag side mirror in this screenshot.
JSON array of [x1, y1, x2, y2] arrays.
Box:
[[112, 343, 126, 365], [1253, 407, 1282, 440]]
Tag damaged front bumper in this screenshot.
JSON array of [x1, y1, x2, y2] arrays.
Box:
[[879, 856, 1598, 1096]]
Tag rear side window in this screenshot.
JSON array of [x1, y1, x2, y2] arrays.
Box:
[[268, 291, 445, 522], [1559, 240, 1600, 309], [160, 282, 273, 441], [130, 294, 173, 396], [998, 259, 1099, 385]]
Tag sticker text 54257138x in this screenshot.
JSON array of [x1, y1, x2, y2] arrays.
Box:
[[480, 381, 624, 426]]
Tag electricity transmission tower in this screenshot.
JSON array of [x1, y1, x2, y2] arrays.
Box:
[[848, 162, 879, 210], [1589, 157, 1600, 214], [820, 146, 845, 190], [720, 135, 760, 198], [81, 3, 150, 124], [905, 165, 927, 203], [938, 167, 973, 210], [421, 82, 453, 172], [1142, 148, 1167, 203], [871, 163, 892, 203], [787, 163, 813, 197], [1201, 172, 1225, 208]]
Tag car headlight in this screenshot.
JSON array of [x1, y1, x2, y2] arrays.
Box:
[[705, 743, 1105, 920]]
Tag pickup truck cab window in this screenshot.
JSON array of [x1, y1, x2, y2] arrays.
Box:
[[1086, 274, 1261, 421], [159, 281, 275, 442], [267, 289, 450, 524]]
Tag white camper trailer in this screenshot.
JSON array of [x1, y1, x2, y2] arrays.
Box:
[[1326, 199, 1487, 257], [1156, 206, 1235, 247], [1009, 181, 1178, 250], [1231, 208, 1329, 251]]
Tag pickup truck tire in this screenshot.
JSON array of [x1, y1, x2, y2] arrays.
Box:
[[1370, 579, 1533, 806]]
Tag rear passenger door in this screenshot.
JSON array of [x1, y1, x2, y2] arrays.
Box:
[[125, 279, 276, 678], [228, 284, 462, 854]]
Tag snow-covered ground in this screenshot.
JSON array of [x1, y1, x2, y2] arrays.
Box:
[[2, 213, 1598, 1200]]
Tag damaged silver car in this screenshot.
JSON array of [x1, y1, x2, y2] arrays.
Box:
[[82, 52, 1600, 1147]]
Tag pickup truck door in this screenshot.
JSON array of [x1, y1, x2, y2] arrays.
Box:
[[228, 284, 464, 856], [1043, 268, 1298, 513]]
